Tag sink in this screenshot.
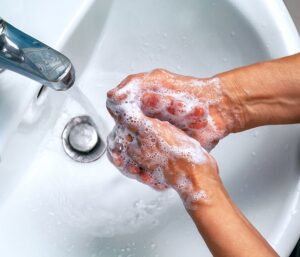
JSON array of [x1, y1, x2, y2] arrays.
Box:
[[0, 0, 300, 256]]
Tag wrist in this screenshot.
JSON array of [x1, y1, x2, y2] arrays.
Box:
[[172, 160, 223, 211], [216, 56, 300, 131], [180, 174, 227, 213], [215, 71, 249, 133]]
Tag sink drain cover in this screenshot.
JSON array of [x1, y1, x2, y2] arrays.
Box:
[[62, 116, 106, 163]]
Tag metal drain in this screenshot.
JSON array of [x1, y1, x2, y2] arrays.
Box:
[[62, 116, 106, 163]]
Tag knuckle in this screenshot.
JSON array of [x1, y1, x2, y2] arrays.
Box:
[[150, 68, 164, 75]]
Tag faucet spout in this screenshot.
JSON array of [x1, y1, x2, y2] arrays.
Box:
[[0, 18, 75, 91]]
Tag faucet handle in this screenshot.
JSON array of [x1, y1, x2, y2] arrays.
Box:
[[0, 18, 75, 91]]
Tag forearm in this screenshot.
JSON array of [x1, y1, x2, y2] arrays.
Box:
[[218, 53, 300, 132], [179, 174, 279, 257]]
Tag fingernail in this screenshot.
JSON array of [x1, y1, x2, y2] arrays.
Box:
[[141, 93, 160, 109], [188, 120, 208, 129]]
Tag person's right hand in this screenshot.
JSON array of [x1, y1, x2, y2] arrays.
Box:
[[107, 76, 220, 200], [108, 69, 241, 151], [107, 110, 220, 207]]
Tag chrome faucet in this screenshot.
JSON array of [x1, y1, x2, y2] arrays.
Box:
[[0, 18, 75, 91]]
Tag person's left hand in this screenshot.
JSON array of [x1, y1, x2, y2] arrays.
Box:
[[107, 69, 234, 151], [107, 82, 219, 195]]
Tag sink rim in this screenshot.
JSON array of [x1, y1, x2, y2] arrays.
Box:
[[1, 0, 300, 256]]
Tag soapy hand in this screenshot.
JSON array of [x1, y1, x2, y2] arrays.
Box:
[[106, 56, 290, 257], [107, 108, 218, 196], [106, 71, 219, 196], [107, 69, 235, 151]]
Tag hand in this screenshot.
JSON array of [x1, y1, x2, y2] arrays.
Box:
[[107, 114, 218, 198], [107, 69, 237, 151], [106, 63, 285, 257], [107, 82, 219, 207]]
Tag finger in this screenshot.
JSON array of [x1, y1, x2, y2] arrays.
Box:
[[143, 69, 189, 91], [124, 148, 169, 191], [187, 106, 205, 119], [188, 129, 219, 152], [125, 160, 143, 175], [106, 104, 118, 121], [107, 150, 125, 168], [106, 104, 127, 124], [127, 142, 146, 167], [141, 92, 206, 132], [141, 92, 187, 116], [107, 73, 146, 101], [141, 92, 161, 113], [122, 141, 169, 191], [138, 171, 169, 191], [188, 120, 208, 129], [107, 125, 134, 167], [143, 69, 205, 94], [116, 73, 146, 90]]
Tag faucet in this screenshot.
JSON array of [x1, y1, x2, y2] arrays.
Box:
[[0, 18, 75, 91]]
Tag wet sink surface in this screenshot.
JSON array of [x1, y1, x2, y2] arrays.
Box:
[[1, 0, 300, 256]]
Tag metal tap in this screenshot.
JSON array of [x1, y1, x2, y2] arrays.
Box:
[[0, 18, 75, 91]]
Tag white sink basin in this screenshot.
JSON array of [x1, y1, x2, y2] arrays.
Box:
[[0, 0, 300, 256]]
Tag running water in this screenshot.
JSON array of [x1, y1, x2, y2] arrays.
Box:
[[63, 85, 107, 147]]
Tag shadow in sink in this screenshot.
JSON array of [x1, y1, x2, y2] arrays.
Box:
[[213, 124, 300, 240], [61, 0, 113, 78]]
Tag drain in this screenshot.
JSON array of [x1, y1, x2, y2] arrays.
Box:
[[62, 116, 106, 163]]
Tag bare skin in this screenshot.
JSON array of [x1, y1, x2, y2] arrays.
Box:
[[219, 53, 300, 131], [106, 53, 300, 257], [107, 70, 232, 151]]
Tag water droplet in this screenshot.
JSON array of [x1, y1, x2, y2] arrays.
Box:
[[158, 44, 167, 51], [133, 200, 142, 208], [251, 151, 257, 157], [292, 209, 298, 216], [230, 31, 236, 37], [150, 243, 156, 249]]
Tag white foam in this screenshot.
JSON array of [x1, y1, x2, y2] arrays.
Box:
[[140, 75, 227, 150], [106, 71, 222, 190], [184, 190, 209, 210], [174, 175, 193, 192]]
